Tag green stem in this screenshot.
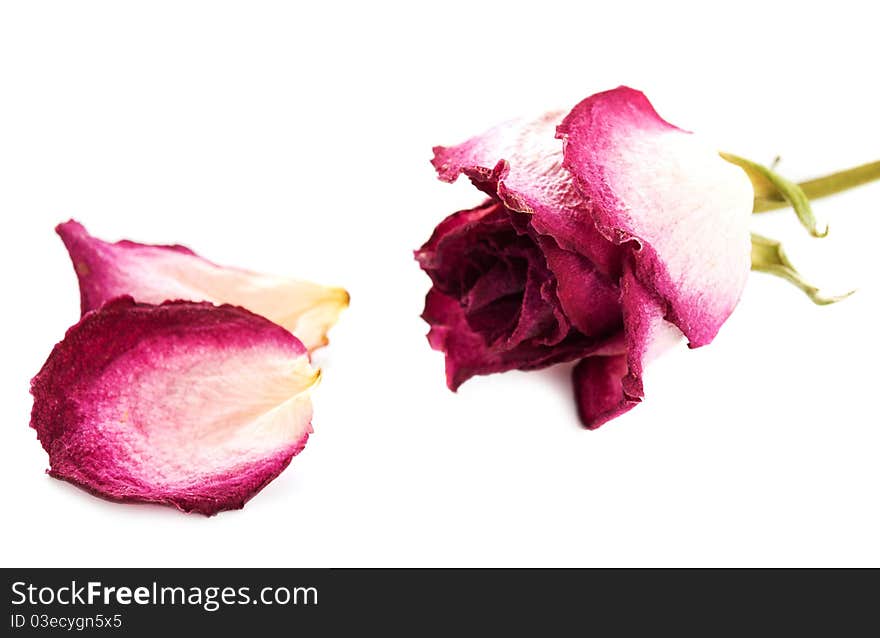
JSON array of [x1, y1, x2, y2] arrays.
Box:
[[753, 160, 880, 213]]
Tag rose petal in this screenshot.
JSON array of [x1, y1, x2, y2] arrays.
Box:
[[535, 236, 621, 337], [557, 86, 754, 346], [56, 220, 348, 352], [416, 199, 501, 267], [416, 201, 617, 388], [572, 355, 634, 429], [432, 114, 620, 277], [573, 266, 682, 429], [30, 297, 318, 515], [432, 110, 573, 214], [423, 288, 603, 390]]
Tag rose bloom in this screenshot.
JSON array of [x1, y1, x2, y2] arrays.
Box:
[[415, 87, 753, 428]]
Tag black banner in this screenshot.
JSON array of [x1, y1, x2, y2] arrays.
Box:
[[2, 568, 874, 634]]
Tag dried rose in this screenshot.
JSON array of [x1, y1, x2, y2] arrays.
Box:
[[30, 297, 318, 515], [416, 86, 754, 428], [56, 220, 348, 352]]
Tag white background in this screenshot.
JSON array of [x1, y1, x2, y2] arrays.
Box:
[[1, 1, 878, 567]]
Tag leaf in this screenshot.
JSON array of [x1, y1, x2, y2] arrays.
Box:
[[750, 233, 853, 305], [721, 152, 829, 237]]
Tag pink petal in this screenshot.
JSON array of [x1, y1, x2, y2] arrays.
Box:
[[432, 110, 573, 214], [557, 87, 754, 346], [573, 266, 681, 429], [431, 113, 620, 277], [30, 297, 319, 515], [56, 220, 348, 352]]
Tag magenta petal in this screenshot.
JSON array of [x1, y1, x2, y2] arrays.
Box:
[[431, 114, 619, 277], [56, 220, 348, 352], [416, 199, 501, 265], [423, 289, 492, 390], [557, 86, 754, 346], [30, 297, 318, 515], [423, 288, 607, 390], [416, 202, 619, 389], [573, 266, 681, 429], [572, 355, 636, 429], [536, 236, 621, 337]]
